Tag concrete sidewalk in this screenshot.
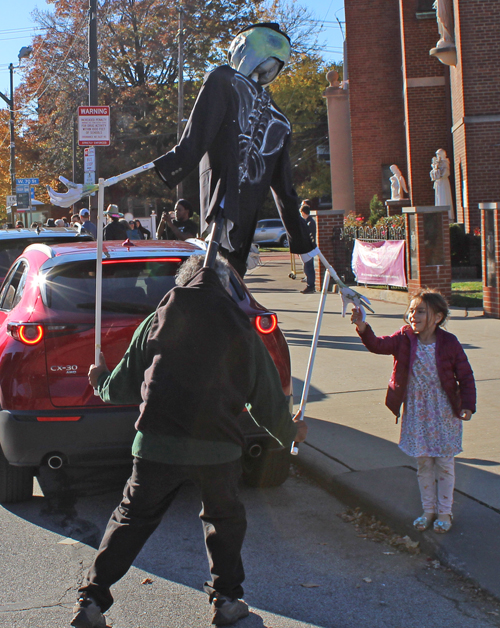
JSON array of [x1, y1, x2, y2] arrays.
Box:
[[246, 252, 500, 601]]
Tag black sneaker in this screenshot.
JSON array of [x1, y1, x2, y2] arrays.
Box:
[[212, 595, 249, 626], [71, 593, 106, 628], [301, 286, 316, 294]]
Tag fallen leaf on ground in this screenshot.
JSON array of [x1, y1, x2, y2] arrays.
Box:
[[362, 577, 372, 583], [141, 578, 153, 585], [301, 582, 320, 588]]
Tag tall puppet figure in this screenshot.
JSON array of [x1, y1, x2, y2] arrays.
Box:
[[152, 22, 314, 276]]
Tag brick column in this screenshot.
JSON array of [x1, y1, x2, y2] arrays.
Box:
[[404, 205, 451, 299], [312, 209, 345, 290], [479, 202, 500, 318]]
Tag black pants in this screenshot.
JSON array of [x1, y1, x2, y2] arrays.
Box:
[[80, 457, 247, 612]]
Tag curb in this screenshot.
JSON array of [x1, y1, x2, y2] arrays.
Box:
[[295, 442, 500, 602]]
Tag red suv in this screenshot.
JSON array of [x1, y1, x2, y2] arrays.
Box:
[[0, 240, 293, 503]]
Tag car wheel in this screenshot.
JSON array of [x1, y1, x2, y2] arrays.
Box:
[[242, 447, 291, 488], [0, 445, 34, 504], [280, 235, 289, 248]]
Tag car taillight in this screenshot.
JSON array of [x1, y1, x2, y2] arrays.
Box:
[[254, 314, 278, 335], [7, 323, 44, 345]]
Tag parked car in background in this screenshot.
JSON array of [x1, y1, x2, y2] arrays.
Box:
[[253, 219, 289, 248], [0, 227, 93, 283], [0, 240, 293, 503]]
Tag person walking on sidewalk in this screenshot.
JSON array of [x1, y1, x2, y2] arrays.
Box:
[[351, 288, 476, 534], [299, 202, 316, 294], [71, 254, 307, 628]]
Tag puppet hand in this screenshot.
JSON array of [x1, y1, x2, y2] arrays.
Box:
[[300, 247, 320, 263], [338, 285, 373, 319], [47, 176, 99, 208]]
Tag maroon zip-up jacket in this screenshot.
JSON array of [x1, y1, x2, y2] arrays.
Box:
[[358, 324, 476, 420]]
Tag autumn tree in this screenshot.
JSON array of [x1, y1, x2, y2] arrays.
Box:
[[4, 0, 337, 215]]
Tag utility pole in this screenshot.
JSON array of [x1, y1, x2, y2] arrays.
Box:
[[88, 0, 98, 212], [177, 5, 184, 199], [0, 48, 33, 197], [0, 64, 16, 195]]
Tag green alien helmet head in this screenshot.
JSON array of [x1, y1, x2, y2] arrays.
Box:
[[228, 23, 291, 86]]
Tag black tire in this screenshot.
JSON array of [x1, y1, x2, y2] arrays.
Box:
[[280, 235, 289, 248], [0, 445, 34, 504], [242, 447, 291, 488]]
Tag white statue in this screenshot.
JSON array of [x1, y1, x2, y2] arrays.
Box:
[[430, 0, 457, 65], [430, 148, 454, 221], [389, 165, 408, 201]]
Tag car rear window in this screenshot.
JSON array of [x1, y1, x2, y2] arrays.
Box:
[[42, 258, 245, 315], [43, 259, 183, 315]]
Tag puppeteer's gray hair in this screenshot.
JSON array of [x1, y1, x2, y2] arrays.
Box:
[[175, 254, 231, 291]]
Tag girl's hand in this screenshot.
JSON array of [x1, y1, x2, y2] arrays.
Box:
[[459, 409, 472, 421], [351, 307, 366, 333]]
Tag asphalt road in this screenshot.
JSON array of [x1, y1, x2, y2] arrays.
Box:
[[1, 466, 499, 628]]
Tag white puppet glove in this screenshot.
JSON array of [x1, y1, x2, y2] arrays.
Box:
[[300, 247, 320, 263], [337, 284, 373, 320], [310, 246, 374, 320], [47, 176, 99, 208]]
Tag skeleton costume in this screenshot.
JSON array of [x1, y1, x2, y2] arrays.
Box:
[[153, 23, 314, 276]]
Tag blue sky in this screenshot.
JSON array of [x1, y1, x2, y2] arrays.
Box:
[[0, 0, 345, 96]]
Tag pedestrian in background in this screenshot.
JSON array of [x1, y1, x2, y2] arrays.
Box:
[[135, 219, 151, 239], [156, 199, 198, 241], [103, 206, 128, 241], [70, 215, 82, 233], [126, 220, 142, 240], [79, 209, 97, 239], [299, 202, 316, 294], [351, 288, 476, 534]]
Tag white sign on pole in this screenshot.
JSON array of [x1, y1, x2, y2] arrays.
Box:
[[84, 171, 96, 185], [84, 155, 96, 172], [6, 195, 16, 207], [78, 106, 110, 146]]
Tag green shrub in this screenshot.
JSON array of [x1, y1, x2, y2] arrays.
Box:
[[368, 195, 386, 227]]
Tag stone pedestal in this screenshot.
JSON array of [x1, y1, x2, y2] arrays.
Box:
[[312, 209, 345, 290], [403, 205, 451, 299], [385, 199, 411, 215], [479, 202, 500, 318]]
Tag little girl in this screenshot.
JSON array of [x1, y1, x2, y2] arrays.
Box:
[[351, 289, 476, 534]]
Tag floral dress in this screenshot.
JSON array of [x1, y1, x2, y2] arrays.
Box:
[[399, 340, 462, 457]]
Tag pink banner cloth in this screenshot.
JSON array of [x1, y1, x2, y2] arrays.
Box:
[[352, 239, 407, 287]]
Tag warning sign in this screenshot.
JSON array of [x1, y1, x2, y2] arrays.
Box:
[[78, 106, 110, 146]]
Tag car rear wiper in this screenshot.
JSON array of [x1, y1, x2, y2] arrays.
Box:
[[77, 301, 152, 314]]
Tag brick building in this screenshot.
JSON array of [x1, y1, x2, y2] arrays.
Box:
[[342, 0, 500, 233]]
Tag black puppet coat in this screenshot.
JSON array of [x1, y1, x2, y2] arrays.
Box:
[[153, 65, 314, 266]]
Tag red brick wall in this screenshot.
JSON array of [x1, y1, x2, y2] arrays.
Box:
[[406, 209, 451, 299], [451, 0, 500, 231], [400, 0, 451, 207], [345, 0, 407, 217], [313, 210, 344, 289]]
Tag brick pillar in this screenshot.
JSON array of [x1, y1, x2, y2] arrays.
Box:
[[312, 209, 345, 290], [480, 202, 500, 318], [404, 205, 451, 299]]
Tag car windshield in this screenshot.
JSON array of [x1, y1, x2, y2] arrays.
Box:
[[43, 259, 182, 315]]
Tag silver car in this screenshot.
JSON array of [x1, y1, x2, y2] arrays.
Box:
[[253, 219, 289, 247]]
